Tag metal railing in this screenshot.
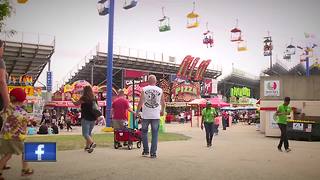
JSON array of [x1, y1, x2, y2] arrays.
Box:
[[60, 43, 223, 87], [0, 31, 55, 46]]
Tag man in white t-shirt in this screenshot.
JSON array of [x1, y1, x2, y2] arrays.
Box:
[[136, 75, 165, 158]]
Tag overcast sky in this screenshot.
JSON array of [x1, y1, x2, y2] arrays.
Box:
[[4, 0, 320, 89]]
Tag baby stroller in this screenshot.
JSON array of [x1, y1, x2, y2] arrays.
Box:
[[114, 126, 142, 150]]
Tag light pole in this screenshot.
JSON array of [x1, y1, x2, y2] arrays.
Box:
[[106, 0, 115, 127], [98, 0, 137, 127], [297, 42, 317, 77]]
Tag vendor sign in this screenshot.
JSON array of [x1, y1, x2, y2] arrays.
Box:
[[8, 75, 33, 86], [172, 82, 200, 102], [72, 80, 90, 92], [264, 80, 280, 96], [230, 87, 251, 97], [269, 111, 278, 129], [64, 84, 74, 93], [8, 86, 34, 96]]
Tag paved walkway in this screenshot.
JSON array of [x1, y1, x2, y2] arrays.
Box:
[[3, 123, 320, 180]]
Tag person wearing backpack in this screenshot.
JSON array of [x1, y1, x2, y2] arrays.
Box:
[[72, 86, 98, 153]]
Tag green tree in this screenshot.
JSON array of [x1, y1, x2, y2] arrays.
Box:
[[0, 0, 14, 34]]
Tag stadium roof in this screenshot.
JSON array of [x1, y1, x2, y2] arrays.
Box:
[[262, 58, 320, 76], [219, 68, 260, 88], [2, 33, 55, 86], [65, 51, 222, 87]]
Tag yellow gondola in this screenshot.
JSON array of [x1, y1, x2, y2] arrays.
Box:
[[17, 0, 28, 3], [237, 41, 247, 51], [187, 2, 199, 29]]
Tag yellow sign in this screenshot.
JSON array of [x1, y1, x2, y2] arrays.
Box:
[[174, 85, 199, 96], [17, 0, 28, 3], [8, 86, 34, 96], [64, 84, 74, 93], [287, 120, 316, 124], [230, 87, 251, 97]]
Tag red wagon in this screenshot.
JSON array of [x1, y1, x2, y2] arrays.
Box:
[[114, 128, 142, 150]]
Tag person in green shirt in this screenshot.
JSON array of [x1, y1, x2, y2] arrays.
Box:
[[276, 97, 292, 152], [201, 101, 218, 147]]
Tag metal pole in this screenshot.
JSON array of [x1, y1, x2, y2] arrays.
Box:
[[306, 50, 310, 77], [132, 79, 135, 129], [270, 52, 273, 69], [48, 60, 51, 72], [121, 69, 125, 89], [91, 63, 94, 85], [106, 0, 115, 127]]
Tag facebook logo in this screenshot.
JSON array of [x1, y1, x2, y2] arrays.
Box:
[[24, 142, 56, 162]]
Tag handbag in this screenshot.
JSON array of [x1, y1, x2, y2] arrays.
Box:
[[92, 100, 102, 119]]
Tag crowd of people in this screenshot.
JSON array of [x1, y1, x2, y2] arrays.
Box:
[[0, 59, 292, 180]]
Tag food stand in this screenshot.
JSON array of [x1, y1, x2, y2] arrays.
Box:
[[7, 75, 44, 122], [259, 76, 320, 140], [188, 97, 230, 127], [170, 81, 201, 125], [46, 80, 116, 119], [165, 102, 190, 123]]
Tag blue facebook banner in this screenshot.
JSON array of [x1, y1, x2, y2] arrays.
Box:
[[24, 142, 56, 162]]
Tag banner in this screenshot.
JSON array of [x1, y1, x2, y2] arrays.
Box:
[[269, 111, 279, 129], [172, 82, 200, 102], [177, 55, 193, 78], [46, 71, 52, 92], [182, 56, 195, 78], [264, 80, 280, 96], [8, 75, 33, 86], [212, 79, 218, 94], [124, 70, 148, 79], [187, 57, 200, 79], [230, 87, 251, 97], [194, 60, 211, 81], [64, 84, 74, 93], [8, 86, 34, 96], [203, 79, 213, 95]]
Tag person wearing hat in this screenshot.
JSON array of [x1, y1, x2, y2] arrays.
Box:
[[0, 88, 34, 180], [201, 101, 218, 147]]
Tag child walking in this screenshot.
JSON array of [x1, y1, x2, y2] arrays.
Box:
[[0, 88, 34, 180]]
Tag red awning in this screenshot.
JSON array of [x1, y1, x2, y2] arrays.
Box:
[[188, 98, 206, 105], [188, 98, 229, 108], [206, 97, 230, 108], [45, 101, 106, 108]]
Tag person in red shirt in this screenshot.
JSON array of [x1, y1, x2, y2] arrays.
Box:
[[112, 89, 135, 147], [111, 89, 135, 130]]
